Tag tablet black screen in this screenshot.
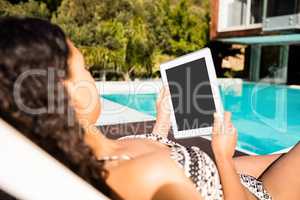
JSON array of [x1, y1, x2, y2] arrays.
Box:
[[166, 58, 216, 131]]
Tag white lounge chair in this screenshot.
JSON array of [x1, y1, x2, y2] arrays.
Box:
[[0, 118, 109, 200]]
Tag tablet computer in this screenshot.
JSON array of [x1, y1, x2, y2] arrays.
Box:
[[160, 48, 224, 139]]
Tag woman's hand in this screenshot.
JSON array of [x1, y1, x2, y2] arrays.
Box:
[[211, 112, 237, 160], [152, 87, 171, 137], [211, 112, 250, 200]]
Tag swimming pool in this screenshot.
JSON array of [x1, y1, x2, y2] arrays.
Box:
[[102, 82, 300, 155]]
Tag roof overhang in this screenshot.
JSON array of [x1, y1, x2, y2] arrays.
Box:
[[217, 34, 300, 45]]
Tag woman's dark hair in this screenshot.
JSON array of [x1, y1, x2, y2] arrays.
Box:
[[0, 17, 115, 198]]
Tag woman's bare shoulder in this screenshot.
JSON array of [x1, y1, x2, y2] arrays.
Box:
[[106, 151, 193, 200]]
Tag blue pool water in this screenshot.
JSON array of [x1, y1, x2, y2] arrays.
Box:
[[102, 82, 300, 155]]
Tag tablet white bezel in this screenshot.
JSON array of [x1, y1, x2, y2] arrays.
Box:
[[160, 48, 224, 139]]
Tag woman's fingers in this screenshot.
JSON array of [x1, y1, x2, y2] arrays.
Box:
[[157, 86, 169, 103], [164, 86, 170, 96], [213, 113, 222, 135], [213, 112, 236, 135], [157, 87, 171, 112], [223, 112, 232, 134], [157, 87, 164, 104], [162, 87, 171, 113], [224, 111, 231, 123]]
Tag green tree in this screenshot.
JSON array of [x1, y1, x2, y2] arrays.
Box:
[[37, 0, 62, 12], [143, 0, 209, 70], [124, 17, 155, 79], [0, 0, 50, 19], [167, 0, 208, 55], [6, 0, 63, 12], [53, 0, 156, 80], [0, 0, 11, 16], [149, 0, 208, 56], [0, 0, 210, 80]]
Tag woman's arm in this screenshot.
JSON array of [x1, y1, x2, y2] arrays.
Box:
[[215, 156, 249, 200], [211, 112, 250, 200]]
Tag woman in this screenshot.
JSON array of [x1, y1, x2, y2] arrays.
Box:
[[1, 17, 300, 200]]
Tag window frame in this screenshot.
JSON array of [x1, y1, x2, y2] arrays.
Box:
[[218, 0, 263, 32]]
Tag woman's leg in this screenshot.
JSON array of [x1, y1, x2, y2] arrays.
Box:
[[260, 142, 300, 199], [233, 154, 282, 178]]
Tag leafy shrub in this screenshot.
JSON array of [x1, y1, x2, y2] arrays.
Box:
[[0, 0, 210, 80]]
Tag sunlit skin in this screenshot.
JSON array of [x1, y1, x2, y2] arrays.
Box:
[[64, 40, 101, 126], [65, 41, 300, 200]]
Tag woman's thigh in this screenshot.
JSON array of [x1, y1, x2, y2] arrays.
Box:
[[233, 154, 282, 178], [260, 142, 300, 200]]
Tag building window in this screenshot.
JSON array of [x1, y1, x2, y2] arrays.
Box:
[[219, 0, 263, 31], [267, 0, 300, 17], [249, 45, 288, 84], [259, 46, 281, 81], [250, 0, 263, 24], [227, 0, 247, 27]]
